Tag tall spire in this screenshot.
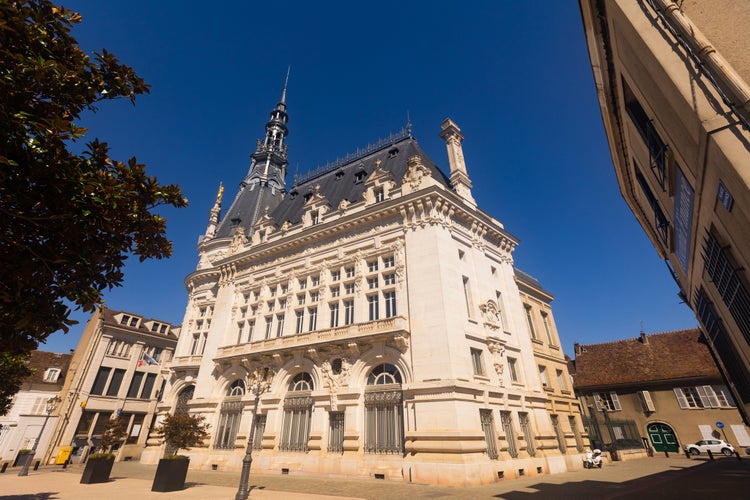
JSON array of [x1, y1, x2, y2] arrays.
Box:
[[280, 66, 290, 106]]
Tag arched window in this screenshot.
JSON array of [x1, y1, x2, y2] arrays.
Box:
[[367, 364, 402, 385], [175, 386, 194, 415], [215, 380, 245, 450], [288, 372, 313, 391], [280, 372, 314, 452], [365, 364, 404, 454], [227, 379, 246, 397]]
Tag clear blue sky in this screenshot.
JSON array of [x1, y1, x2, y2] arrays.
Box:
[[43, 0, 697, 356]]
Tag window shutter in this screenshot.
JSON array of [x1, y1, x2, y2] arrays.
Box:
[[593, 394, 604, 411], [699, 386, 719, 408], [695, 386, 716, 408], [638, 390, 655, 412], [610, 392, 622, 411], [673, 388, 689, 409]]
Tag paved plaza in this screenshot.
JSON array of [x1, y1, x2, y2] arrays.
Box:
[[0, 455, 748, 499]]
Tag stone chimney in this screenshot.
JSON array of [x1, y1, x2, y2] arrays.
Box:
[[439, 118, 475, 206]]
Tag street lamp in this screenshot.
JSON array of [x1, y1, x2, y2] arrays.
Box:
[[19, 395, 61, 476], [235, 367, 275, 500]]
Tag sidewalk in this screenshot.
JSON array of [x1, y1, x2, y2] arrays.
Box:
[[0, 455, 747, 499]]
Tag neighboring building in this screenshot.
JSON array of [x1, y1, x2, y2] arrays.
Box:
[[571, 329, 750, 458], [0, 351, 71, 463], [45, 306, 179, 464], [141, 84, 585, 486], [579, 0, 750, 425]]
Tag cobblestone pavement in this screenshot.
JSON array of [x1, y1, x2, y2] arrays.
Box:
[[1, 455, 747, 499]]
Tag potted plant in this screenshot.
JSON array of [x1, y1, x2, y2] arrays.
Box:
[[151, 412, 209, 492], [80, 416, 126, 484]]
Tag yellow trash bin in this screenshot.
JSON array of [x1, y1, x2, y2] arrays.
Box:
[[56, 446, 72, 465]]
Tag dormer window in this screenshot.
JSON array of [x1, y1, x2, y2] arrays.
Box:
[[374, 188, 384, 202], [289, 189, 298, 199], [304, 192, 313, 202], [354, 170, 367, 183], [44, 368, 61, 383], [230, 217, 241, 226], [335, 169, 345, 180], [311, 210, 319, 225], [388, 147, 399, 158]]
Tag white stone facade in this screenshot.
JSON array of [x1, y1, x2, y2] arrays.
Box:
[[143, 98, 584, 485]]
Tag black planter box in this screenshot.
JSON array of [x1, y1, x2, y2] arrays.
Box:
[[13, 453, 33, 468], [80, 456, 114, 484], [151, 457, 190, 492]]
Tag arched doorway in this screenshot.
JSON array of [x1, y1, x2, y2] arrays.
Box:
[[647, 422, 678, 453]]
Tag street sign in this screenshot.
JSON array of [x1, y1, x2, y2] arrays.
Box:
[[716, 421, 724, 429]]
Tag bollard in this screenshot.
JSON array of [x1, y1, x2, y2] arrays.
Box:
[[62, 458, 69, 470], [736, 451, 742, 462], [707, 450, 714, 460], [33, 460, 40, 471], [664, 450, 669, 458], [1, 462, 8, 473], [684, 449, 691, 459]]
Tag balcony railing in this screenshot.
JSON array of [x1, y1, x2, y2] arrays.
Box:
[[215, 316, 408, 361]]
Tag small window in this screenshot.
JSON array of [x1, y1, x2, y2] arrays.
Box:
[[368, 260, 379, 272], [354, 170, 367, 183], [299, 280, 307, 290], [383, 256, 394, 268], [538, 366, 549, 387], [44, 368, 61, 383], [311, 276, 320, 287], [387, 147, 399, 158], [345, 267, 355, 278], [383, 273, 396, 286], [120, 315, 131, 325], [330, 286, 340, 297], [335, 169, 345, 180], [368, 277, 378, 289], [374, 188, 384, 202], [508, 358, 519, 383], [345, 283, 355, 295], [331, 270, 341, 282], [311, 211, 319, 225], [471, 348, 485, 376]]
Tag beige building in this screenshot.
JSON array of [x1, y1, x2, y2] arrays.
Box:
[[141, 85, 584, 486], [571, 329, 750, 458], [0, 351, 71, 464], [46, 306, 179, 464], [579, 0, 750, 423]]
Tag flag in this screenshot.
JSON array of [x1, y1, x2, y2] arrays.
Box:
[[143, 351, 158, 365]]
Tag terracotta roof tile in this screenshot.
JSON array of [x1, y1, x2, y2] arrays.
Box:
[[572, 328, 719, 389]]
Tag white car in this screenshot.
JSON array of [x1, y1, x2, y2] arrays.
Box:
[[683, 439, 735, 456]]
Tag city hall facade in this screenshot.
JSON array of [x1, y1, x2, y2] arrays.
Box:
[[141, 85, 585, 485]]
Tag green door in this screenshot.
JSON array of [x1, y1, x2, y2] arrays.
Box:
[[647, 423, 679, 453]]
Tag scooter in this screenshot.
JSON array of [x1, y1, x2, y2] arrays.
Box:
[[583, 448, 603, 468]]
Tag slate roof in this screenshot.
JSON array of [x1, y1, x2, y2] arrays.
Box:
[[25, 350, 72, 388], [214, 135, 451, 239], [572, 328, 720, 389], [101, 307, 179, 340]]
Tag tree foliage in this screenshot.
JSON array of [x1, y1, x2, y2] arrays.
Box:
[[157, 413, 210, 456], [0, 1, 186, 358], [0, 352, 33, 415], [96, 415, 127, 454]]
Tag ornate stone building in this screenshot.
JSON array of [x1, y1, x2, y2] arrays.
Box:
[[143, 83, 584, 485]]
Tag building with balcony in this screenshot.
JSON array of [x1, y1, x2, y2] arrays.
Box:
[[579, 0, 750, 423], [571, 329, 750, 458], [0, 351, 71, 464], [142, 82, 584, 486], [45, 306, 179, 464]]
